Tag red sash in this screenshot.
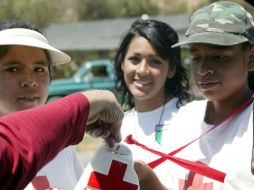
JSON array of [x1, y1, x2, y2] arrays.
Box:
[[126, 96, 254, 182]]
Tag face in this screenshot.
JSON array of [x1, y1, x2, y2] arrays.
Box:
[[122, 36, 175, 110], [190, 43, 253, 102], [0, 45, 50, 116]]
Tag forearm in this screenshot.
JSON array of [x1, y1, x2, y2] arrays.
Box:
[[139, 168, 167, 190], [134, 161, 167, 190], [0, 93, 89, 190]]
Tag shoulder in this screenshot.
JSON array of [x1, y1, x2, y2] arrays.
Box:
[[123, 108, 135, 120], [165, 97, 180, 111], [178, 99, 207, 113], [121, 109, 135, 136], [170, 99, 207, 127], [165, 97, 206, 113]]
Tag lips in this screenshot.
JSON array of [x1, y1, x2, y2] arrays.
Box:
[[198, 81, 220, 90], [18, 97, 38, 101], [134, 80, 150, 88], [17, 94, 40, 102]]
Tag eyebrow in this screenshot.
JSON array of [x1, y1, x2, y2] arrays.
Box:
[[3, 60, 48, 66], [34, 60, 48, 66]]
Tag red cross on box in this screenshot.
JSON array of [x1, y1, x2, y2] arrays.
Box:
[[85, 160, 139, 190], [31, 176, 50, 189], [179, 170, 213, 190]]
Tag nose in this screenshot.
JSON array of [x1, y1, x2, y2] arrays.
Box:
[[20, 74, 38, 88], [136, 59, 149, 75], [197, 58, 214, 76]]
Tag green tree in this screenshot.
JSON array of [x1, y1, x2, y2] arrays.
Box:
[[117, 0, 158, 17], [0, 0, 16, 20], [76, 0, 158, 20], [0, 0, 60, 27]]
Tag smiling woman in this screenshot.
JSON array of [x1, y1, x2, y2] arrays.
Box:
[[114, 18, 191, 189]]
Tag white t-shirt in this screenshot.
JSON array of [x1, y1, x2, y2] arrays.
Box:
[[25, 146, 83, 190], [164, 100, 254, 190], [121, 97, 181, 188]]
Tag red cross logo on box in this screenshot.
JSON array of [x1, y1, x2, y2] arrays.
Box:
[[85, 160, 139, 190], [179, 169, 213, 190]]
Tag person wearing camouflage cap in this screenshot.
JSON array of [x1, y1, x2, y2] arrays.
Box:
[[173, 1, 254, 47], [134, 1, 254, 190]]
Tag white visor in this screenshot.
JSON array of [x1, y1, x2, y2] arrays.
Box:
[[0, 28, 71, 65]]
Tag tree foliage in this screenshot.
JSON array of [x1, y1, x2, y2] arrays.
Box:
[[0, 0, 61, 27], [0, 0, 179, 26], [0, 0, 253, 29]]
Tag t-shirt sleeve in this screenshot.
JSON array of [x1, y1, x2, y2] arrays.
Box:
[[0, 92, 89, 190]]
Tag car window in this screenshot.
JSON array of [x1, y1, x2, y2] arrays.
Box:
[[91, 66, 109, 78]]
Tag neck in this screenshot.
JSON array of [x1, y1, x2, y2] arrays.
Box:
[[205, 89, 253, 124], [134, 95, 171, 112]]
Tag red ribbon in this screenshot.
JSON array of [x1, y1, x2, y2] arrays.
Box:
[[125, 135, 225, 182], [125, 96, 254, 183], [148, 96, 254, 169]]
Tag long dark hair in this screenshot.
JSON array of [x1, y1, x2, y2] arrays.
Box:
[[114, 19, 191, 109]]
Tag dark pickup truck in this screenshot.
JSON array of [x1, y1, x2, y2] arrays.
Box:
[[47, 59, 116, 102]]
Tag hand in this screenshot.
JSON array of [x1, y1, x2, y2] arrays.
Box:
[[134, 160, 167, 190], [82, 90, 123, 147]]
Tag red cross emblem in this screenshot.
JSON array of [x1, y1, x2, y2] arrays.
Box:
[[32, 176, 50, 189], [85, 160, 139, 190], [179, 170, 213, 190], [31, 176, 59, 190]]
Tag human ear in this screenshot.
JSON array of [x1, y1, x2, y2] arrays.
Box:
[[121, 62, 124, 71], [167, 65, 176, 79], [248, 47, 254, 71]]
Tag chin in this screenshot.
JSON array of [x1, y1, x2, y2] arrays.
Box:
[[132, 90, 148, 97], [133, 94, 148, 100], [17, 103, 41, 111]]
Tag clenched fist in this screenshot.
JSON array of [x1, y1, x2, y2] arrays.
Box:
[[82, 90, 124, 147]]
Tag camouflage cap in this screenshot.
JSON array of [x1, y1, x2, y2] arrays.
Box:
[[173, 1, 254, 47]]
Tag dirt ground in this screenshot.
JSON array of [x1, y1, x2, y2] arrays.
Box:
[[75, 135, 103, 152], [74, 135, 103, 167]]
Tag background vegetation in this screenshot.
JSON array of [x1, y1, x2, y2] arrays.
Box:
[[0, 0, 253, 80], [0, 0, 253, 28]]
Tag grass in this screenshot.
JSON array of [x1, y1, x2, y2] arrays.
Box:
[[74, 134, 103, 153]]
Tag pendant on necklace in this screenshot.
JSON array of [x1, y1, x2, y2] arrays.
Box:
[[155, 124, 164, 144]]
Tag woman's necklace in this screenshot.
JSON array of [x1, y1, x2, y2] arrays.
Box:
[[155, 103, 166, 144], [133, 103, 166, 143], [133, 102, 166, 160]]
